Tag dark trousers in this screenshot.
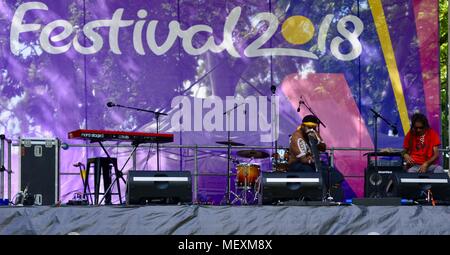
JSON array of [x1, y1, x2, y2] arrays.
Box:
[[288, 162, 316, 172]]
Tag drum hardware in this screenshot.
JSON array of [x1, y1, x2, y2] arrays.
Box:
[[216, 140, 245, 205], [231, 162, 260, 205], [236, 150, 269, 159], [271, 149, 290, 172], [219, 104, 246, 205]]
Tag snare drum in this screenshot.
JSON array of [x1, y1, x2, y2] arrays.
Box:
[[236, 163, 260, 188]]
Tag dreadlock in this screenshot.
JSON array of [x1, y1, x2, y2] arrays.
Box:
[[406, 113, 430, 155], [411, 113, 430, 134]]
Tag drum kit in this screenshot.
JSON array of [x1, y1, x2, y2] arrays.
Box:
[[216, 141, 289, 205]]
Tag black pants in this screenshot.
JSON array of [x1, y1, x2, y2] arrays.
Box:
[[288, 162, 316, 172]]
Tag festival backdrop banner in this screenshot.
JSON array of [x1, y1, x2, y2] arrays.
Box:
[[0, 0, 440, 202]]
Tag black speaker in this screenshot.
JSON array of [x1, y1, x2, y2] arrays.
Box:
[[126, 171, 192, 205], [364, 152, 404, 198], [261, 172, 323, 204], [364, 166, 404, 198], [387, 172, 450, 201], [20, 138, 60, 205]]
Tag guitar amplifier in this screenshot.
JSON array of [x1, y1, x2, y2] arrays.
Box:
[[20, 138, 60, 205]]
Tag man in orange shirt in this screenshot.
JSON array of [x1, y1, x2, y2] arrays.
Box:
[[402, 113, 443, 173]]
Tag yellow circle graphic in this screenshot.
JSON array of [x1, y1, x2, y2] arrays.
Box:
[[281, 16, 315, 45]]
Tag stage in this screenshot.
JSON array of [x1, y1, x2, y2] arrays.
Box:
[[1, 205, 450, 235]]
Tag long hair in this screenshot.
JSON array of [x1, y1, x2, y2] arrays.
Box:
[[411, 113, 430, 134], [407, 113, 430, 154]]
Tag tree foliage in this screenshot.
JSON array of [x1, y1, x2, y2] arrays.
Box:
[[439, 0, 448, 159]]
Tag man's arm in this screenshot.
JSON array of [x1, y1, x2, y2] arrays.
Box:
[[402, 151, 415, 165], [290, 132, 313, 164], [418, 146, 439, 173], [402, 132, 414, 165]]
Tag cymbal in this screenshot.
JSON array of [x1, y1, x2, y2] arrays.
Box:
[[216, 141, 245, 146], [237, 150, 270, 159]]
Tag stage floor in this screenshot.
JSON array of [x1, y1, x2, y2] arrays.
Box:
[[1, 205, 450, 235]]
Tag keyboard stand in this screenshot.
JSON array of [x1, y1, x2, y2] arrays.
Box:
[[90, 139, 141, 205]]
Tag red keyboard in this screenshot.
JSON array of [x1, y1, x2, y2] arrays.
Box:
[[68, 129, 174, 144]]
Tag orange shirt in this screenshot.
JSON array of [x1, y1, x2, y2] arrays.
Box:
[[403, 129, 440, 164]]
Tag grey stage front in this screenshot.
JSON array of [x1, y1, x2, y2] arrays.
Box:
[[1, 205, 450, 235]]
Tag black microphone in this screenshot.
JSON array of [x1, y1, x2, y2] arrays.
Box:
[[297, 99, 304, 112], [270, 85, 276, 94], [106, 102, 115, 107], [392, 127, 398, 136]]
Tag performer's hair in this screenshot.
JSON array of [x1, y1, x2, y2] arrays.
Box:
[[406, 113, 430, 154], [411, 112, 430, 130]]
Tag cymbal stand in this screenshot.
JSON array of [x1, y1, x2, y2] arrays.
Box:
[[231, 169, 249, 205]]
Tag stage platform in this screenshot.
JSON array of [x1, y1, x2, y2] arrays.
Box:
[[1, 205, 450, 235]]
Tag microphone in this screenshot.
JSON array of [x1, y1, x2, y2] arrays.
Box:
[[297, 96, 304, 112], [73, 162, 81, 167], [270, 85, 276, 94], [106, 102, 116, 107], [392, 127, 398, 136]]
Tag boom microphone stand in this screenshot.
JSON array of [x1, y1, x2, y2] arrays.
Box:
[[221, 103, 245, 205], [370, 108, 398, 197], [107, 102, 168, 171]]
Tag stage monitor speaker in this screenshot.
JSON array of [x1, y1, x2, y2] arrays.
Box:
[[364, 152, 404, 198], [387, 172, 450, 201], [364, 165, 404, 198], [20, 138, 60, 205], [261, 172, 323, 205], [126, 171, 192, 205]]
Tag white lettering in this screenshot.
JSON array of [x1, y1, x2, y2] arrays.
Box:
[[9, 2, 363, 61], [39, 19, 73, 54], [170, 96, 279, 142], [10, 2, 47, 56]]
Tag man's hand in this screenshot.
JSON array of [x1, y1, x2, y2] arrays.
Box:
[[317, 143, 326, 152], [306, 155, 314, 164], [418, 162, 429, 173], [404, 153, 414, 165]]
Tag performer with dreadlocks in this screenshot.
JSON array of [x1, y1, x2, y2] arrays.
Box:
[[402, 113, 444, 173]]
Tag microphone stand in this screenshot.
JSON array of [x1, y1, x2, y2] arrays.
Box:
[[370, 108, 398, 197], [109, 103, 167, 171], [299, 99, 326, 131], [271, 86, 278, 171], [222, 102, 245, 205]]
